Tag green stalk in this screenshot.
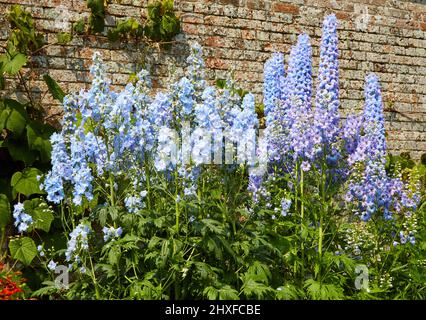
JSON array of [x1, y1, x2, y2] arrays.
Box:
[[145, 164, 151, 210], [0, 227, 6, 260], [175, 170, 179, 234], [109, 175, 115, 207], [317, 156, 327, 283], [300, 167, 305, 282], [88, 254, 100, 300]]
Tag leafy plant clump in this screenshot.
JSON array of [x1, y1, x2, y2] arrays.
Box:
[[0, 5, 67, 267], [69, 0, 180, 47], [3, 13, 425, 300]]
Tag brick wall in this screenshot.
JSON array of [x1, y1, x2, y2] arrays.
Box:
[[0, 0, 425, 158]]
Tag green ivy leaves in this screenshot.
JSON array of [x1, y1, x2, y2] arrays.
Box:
[[145, 0, 180, 43], [106, 0, 180, 45]]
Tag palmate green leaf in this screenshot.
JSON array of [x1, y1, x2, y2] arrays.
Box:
[[31, 281, 60, 298], [201, 218, 224, 235], [23, 198, 54, 232], [9, 236, 37, 265], [203, 285, 240, 300], [160, 14, 179, 35], [108, 246, 121, 266], [4, 139, 37, 166], [304, 279, 344, 300], [0, 193, 11, 229], [26, 120, 55, 162], [0, 99, 28, 136], [276, 284, 301, 300], [11, 167, 44, 197], [240, 278, 274, 299], [43, 74, 66, 102], [0, 53, 27, 75], [246, 261, 272, 284]]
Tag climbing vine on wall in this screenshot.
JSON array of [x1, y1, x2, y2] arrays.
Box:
[[0, 5, 65, 261], [70, 0, 180, 47]]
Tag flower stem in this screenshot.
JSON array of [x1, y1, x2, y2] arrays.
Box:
[[0, 227, 6, 260], [88, 254, 100, 300], [145, 165, 151, 210], [300, 167, 305, 282], [175, 170, 179, 234], [109, 175, 115, 207]]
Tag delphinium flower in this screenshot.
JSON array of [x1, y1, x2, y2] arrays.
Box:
[[280, 198, 292, 217], [155, 127, 178, 171], [102, 226, 123, 242], [263, 53, 286, 163], [186, 41, 207, 93], [70, 136, 94, 206], [175, 76, 195, 120], [342, 114, 362, 155], [129, 69, 155, 157], [217, 77, 242, 129], [124, 190, 148, 213], [47, 260, 57, 271], [346, 74, 419, 221], [37, 245, 45, 257], [61, 94, 78, 135], [65, 224, 91, 264], [83, 132, 108, 176], [195, 86, 223, 130], [248, 173, 269, 204], [150, 92, 173, 131], [42, 132, 73, 204], [13, 203, 33, 233], [229, 93, 259, 164], [263, 52, 285, 123], [274, 34, 318, 170], [314, 14, 340, 155], [192, 86, 223, 166], [285, 35, 318, 165], [85, 51, 113, 125], [178, 166, 200, 198], [286, 34, 313, 108]]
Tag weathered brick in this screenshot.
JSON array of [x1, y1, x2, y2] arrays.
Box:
[[0, 0, 425, 158], [272, 2, 299, 15]]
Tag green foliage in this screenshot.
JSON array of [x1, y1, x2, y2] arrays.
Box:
[[73, 19, 86, 34], [24, 198, 54, 232], [9, 236, 37, 265], [0, 6, 60, 270], [56, 32, 73, 45], [87, 0, 106, 34], [42, 74, 66, 103], [0, 99, 28, 136], [0, 53, 27, 75], [11, 168, 44, 198], [146, 0, 181, 42], [0, 194, 11, 230], [26, 120, 55, 162], [6, 5, 45, 55], [107, 18, 144, 42]]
